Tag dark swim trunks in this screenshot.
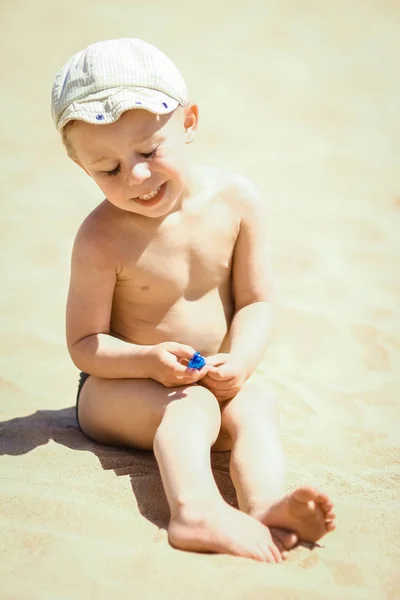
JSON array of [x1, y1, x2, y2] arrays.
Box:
[[76, 371, 90, 432]]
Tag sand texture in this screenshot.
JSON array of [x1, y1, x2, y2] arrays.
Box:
[[0, 1, 399, 598]]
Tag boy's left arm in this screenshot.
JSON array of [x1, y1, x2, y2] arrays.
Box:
[[202, 179, 273, 400]]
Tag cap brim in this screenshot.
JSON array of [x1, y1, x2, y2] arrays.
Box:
[[56, 87, 180, 130]]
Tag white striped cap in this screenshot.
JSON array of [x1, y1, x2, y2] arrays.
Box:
[[51, 38, 188, 131]]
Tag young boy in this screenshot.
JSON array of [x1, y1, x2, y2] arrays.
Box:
[[52, 38, 335, 563]]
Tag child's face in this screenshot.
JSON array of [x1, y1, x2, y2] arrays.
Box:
[[66, 105, 197, 218]]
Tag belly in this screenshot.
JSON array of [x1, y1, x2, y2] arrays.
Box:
[[111, 286, 233, 356]]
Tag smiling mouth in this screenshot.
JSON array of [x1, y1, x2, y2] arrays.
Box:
[[137, 185, 161, 201], [133, 182, 166, 207]]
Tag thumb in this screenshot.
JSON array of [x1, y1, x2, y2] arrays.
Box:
[[167, 342, 197, 360], [205, 353, 228, 367], [207, 363, 235, 381]]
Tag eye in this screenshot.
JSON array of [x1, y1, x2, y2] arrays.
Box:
[[140, 146, 159, 160], [105, 164, 121, 177]]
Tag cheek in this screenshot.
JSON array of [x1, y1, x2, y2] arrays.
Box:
[[93, 175, 121, 198], [159, 149, 188, 177]]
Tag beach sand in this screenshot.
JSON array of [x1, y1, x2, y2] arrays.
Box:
[[0, 1, 399, 598]]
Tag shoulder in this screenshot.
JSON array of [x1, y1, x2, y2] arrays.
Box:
[[196, 165, 264, 219], [72, 201, 124, 266], [225, 173, 263, 214]]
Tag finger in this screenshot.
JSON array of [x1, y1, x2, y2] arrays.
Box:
[[177, 365, 210, 384], [206, 381, 238, 393], [205, 378, 238, 390], [201, 379, 239, 400], [177, 357, 189, 366], [205, 367, 223, 380], [204, 353, 228, 367], [208, 364, 239, 381], [187, 365, 210, 380], [199, 376, 239, 400], [167, 360, 192, 375], [168, 343, 198, 360], [164, 350, 204, 375], [165, 360, 208, 378]]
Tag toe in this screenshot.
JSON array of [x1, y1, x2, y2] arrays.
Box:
[[271, 544, 283, 563], [292, 485, 325, 504], [272, 537, 289, 559], [315, 491, 331, 505], [250, 546, 270, 562], [262, 540, 282, 563], [270, 527, 298, 550], [262, 547, 277, 563], [271, 549, 282, 563]]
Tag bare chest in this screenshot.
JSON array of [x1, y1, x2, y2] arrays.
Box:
[[115, 209, 239, 304]]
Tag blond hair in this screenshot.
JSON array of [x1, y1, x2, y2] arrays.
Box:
[[60, 121, 75, 159]]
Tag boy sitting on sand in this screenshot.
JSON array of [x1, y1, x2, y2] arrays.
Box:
[[51, 38, 336, 563]]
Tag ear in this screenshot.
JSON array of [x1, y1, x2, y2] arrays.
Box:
[[183, 103, 199, 144]]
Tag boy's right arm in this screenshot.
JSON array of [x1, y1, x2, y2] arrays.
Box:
[[66, 222, 207, 386], [66, 221, 148, 379]]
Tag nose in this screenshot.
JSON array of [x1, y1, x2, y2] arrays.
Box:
[[128, 161, 151, 185]]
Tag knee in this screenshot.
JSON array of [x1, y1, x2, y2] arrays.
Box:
[[252, 388, 279, 418], [163, 384, 220, 422], [157, 385, 221, 446], [222, 386, 279, 436], [242, 388, 279, 424]]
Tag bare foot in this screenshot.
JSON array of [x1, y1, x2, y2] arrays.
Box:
[[251, 486, 336, 544], [168, 501, 285, 563], [270, 527, 299, 558]]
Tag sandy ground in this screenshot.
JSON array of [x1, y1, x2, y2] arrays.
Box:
[[1, 1, 399, 598]]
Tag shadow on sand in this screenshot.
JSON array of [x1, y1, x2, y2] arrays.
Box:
[[0, 406, 236, 529]]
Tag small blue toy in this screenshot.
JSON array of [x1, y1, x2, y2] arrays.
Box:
[[188, 351, 206, 370]]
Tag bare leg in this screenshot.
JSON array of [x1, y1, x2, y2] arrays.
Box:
[[78, 377, 283, 562], [220, 384, 336, 544]]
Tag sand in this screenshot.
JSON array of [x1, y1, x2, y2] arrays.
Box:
[[0, 1, 399, 598]]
